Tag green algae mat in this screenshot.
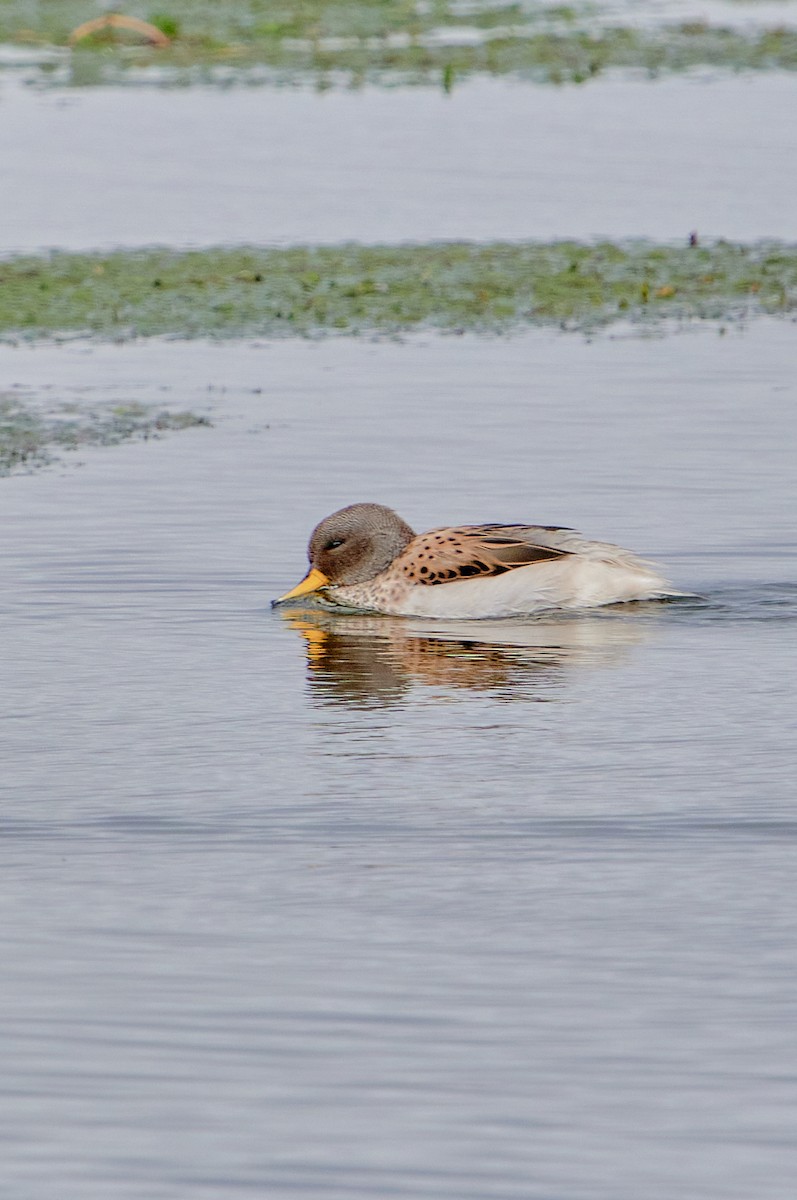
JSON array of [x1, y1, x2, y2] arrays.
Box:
[[0, 397, 209, 475], [2, 241, 795, 341]]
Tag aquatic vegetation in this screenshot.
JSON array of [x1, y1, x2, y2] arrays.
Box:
[[0, 396, 209, 474], [1, 240, 795, 341], [2, 0, 797, 86]]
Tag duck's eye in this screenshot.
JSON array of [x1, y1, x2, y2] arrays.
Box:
[[325, 538, 344, 551]]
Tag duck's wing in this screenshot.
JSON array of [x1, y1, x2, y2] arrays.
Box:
[[397, 524, 572, 586]]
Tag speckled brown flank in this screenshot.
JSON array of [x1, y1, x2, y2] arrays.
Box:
[[397, 528, 569, 586]]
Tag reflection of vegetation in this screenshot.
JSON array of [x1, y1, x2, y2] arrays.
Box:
[[1, 241, 795, 340], [2, 0, 797, 85], [0, 397, 209, 475]]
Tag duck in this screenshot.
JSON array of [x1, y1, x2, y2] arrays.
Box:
[[273, 503, 683, 620]]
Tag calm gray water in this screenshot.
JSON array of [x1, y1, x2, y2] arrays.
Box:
[[2, 323, 796, 1198], [2, 70, 797, 252]]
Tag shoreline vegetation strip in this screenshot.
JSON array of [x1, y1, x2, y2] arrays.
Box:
[[1, 242, 796, 340], [2, 2, 797, 85]]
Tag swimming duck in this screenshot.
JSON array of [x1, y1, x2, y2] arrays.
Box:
[[273, 503, 682, 619]]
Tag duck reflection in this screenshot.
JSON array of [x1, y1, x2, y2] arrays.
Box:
[[278, 604, 661, 707]]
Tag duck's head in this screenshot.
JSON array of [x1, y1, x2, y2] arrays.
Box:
[[274, 503, 415, 603]]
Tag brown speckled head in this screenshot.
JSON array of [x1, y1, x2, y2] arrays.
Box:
[[307, 503, 416, 585]]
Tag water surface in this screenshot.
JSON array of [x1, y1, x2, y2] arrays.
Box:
[[2, 323, 796, 1198], [3, 72, 797, 253]]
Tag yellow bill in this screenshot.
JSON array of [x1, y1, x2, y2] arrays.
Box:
[[274, 567, 330, 604]]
